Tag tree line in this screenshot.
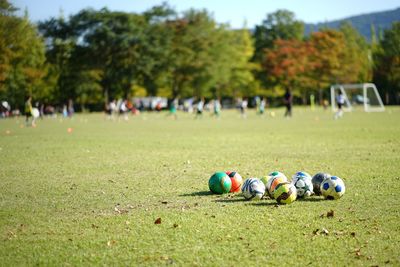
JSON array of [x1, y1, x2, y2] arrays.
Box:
[[1, 0, 399, 111]]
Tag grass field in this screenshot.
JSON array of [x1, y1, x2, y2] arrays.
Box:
[[1, 107, 400, 266]]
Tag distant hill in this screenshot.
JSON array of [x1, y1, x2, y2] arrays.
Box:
[[304, 7, 400, 41]]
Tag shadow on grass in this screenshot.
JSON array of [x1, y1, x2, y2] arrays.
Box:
[[179, 191, 213, 197], [214, 198, 248, 203], [297, 197, 325, 202], [251, 201, 279, 206]]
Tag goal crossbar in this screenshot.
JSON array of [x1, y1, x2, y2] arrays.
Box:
[[330, 83, 385, 112]]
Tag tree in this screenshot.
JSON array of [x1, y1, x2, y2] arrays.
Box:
[[253, 10, 304, 62], [253, 10, 304, 90], [308, 30, 346, 102], [338, 22, 372, 83], [0, 0, 47, 109], [373, 22, 400, 104], [263, 38, 315, 102], [223, 28, 258, 98]]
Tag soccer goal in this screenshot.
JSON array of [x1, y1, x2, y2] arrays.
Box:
[[330, 83, 385, 112]]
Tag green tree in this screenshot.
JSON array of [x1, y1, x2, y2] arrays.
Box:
[[225, 28, 258, 98], [338, 22, 372, 83], [373, 22, 400, 104], [253, 10, 304, 62], [309, 30, 346, 101], [0, 0, 47, 109], [253, 10, 304, 90]]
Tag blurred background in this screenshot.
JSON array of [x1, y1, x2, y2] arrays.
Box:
[[1, 0, 399, 114]]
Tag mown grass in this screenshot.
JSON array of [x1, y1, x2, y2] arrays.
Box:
[[1, 107, 400, 266]]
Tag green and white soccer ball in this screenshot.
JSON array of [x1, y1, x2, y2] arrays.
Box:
[[292, 171, 313, 198], [320, 176, 346, 200], [241, 178, 265, 200]]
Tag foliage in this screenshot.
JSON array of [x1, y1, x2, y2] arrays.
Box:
[[373, 22, 400, 104], [0, 0, 47, 109], [1, 2, 399, 108]]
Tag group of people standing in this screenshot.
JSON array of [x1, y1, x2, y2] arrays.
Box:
[[8, 89, 347, 126]]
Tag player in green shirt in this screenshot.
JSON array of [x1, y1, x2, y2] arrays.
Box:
[[25, 96, 33, 126]]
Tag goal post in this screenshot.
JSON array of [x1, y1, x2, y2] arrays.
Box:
[[330, 83, 385, 112]]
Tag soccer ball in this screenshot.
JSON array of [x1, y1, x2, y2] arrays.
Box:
[[241, 178, 265, 200], [312, 172, 331, 196], [226, 171, 243, 193], [292, 171, 313, 198], [320, 176, 346, 200], [273, 182, 297, 204], [209, 172, 232, 194], [266, 171, 288, 198], [32, 107, 40, 118]]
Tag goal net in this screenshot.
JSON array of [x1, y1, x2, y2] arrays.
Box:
[[330, 83, 385, 112]]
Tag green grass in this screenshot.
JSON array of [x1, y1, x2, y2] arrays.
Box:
[[1, 107, 400, 266]]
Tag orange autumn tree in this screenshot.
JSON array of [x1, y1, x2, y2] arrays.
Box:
[[263, 29, 367, 103], [263, 38, 315, 101], [309, 30, 346, 91]]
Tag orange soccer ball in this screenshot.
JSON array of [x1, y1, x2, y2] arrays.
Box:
[[225, 171, 243, 193]]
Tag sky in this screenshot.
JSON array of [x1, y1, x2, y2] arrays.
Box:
[[12, 0, 400, 28]]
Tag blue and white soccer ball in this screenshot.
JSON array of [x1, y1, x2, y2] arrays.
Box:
[[241, 178, 266, 200], [292, 171, 313, 198], [320, 176, 346, 200]]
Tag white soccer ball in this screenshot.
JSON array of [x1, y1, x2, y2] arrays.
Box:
[[292, 171, 313, 198], [241, 178, 265, 200], [32, 108, 40, 118], [320, 176, 346, 200], [265, 171, 288, 198]]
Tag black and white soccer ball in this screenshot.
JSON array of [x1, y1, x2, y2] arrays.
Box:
[[312, 172, 331, 196]]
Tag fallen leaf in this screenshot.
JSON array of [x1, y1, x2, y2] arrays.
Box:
[[321, 228, 329, 235], [155, 218, 162, 224], [6, 230, 16, 240], [334, 230, 344, 236], [114, 205, 128, 214], [327, 210, 334, 218], [114, 206, 121, 214], [107, 240, 116, 247]]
